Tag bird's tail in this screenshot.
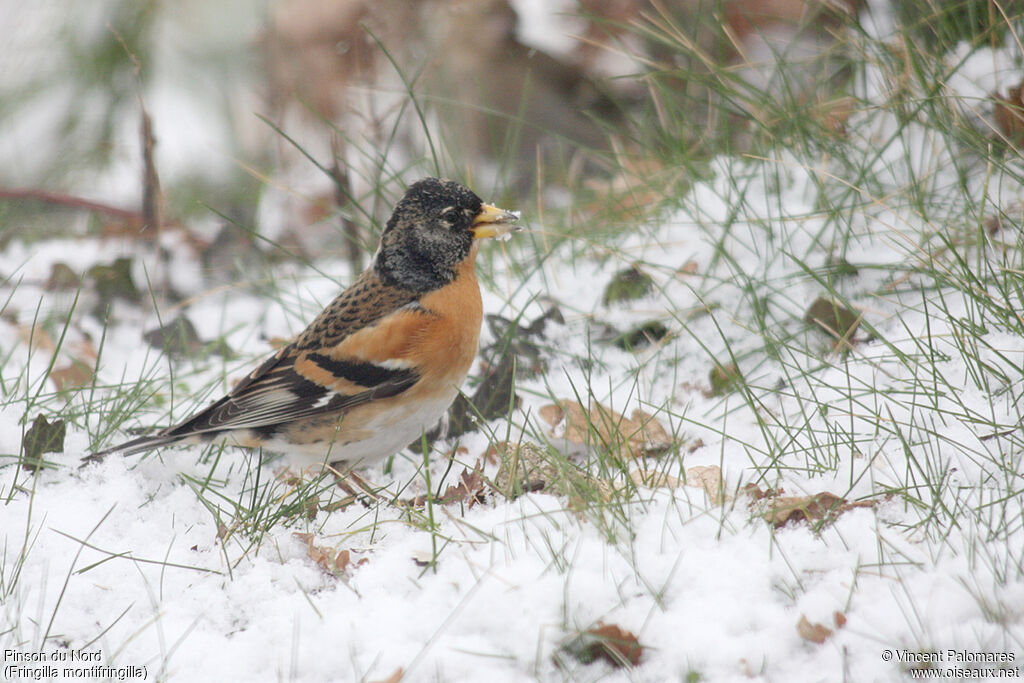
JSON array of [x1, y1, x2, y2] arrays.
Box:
[[81, 433, 185, 466]]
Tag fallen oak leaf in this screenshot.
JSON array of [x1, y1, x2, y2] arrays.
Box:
[[48, 337, 99, 391], [297, 532, 332, 572], [441, 466, 486, 506]]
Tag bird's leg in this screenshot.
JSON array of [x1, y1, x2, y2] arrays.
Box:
[[326, 461, 390, 508]]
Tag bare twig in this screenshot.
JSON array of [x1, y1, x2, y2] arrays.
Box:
[[329, 135, 363, 274], [140, 106, 162, 236], [0, 188, 144, 225]]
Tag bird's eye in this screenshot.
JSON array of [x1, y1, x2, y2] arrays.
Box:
[[438, 206, 458, 226]]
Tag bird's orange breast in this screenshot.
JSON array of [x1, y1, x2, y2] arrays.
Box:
[[412, 248, 484, 384], [322, 244, 483, 389]]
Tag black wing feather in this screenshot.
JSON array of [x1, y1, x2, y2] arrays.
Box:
[[162, 351, 418, 437]]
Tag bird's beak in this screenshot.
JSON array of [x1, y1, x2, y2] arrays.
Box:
[[471, 203, 521, 239]]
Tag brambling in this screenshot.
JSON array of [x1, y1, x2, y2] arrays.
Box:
[[85, 178, 520, 469]]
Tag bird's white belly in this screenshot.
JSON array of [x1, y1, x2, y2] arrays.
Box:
[[243, 390, 459, 468], [332, 392, 457, 466]]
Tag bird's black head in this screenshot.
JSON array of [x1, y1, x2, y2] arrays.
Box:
[[375, 178, 518, 292]]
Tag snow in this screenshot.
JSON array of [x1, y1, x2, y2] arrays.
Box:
[[509, 0, 584, 59], [3, 3, 1024, 683]]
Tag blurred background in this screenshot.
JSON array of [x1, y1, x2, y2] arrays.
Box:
[[0, 0, 1014, 272]]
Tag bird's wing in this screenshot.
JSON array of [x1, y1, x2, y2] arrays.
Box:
[[160, 273, 423, 438], [162, 345, 418, 436], [82, 272, 424, 463]]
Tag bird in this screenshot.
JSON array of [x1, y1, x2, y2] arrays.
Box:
[[84, 178, 520, 470]]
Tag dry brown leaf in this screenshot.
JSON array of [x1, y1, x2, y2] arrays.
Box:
[[630, 469, 684, 489], [677, 260, 700, 276], [482, 441, 508, 465], [442, 467, 486, 506], [765, 492, 846, 527], [742, 483, 782, 501], [797, 615, 832, 644], [369, 669, 403, 683], [759, 491, 877, 528], [580, 623, 643, 667], [539, 399, 673, 458], [631, 409, 672, 452], [538, 403, 566, 428], [294, 532, 364, 576], [994, 82, 1024, 146], [405, 466, 486, 508], [72, 338, 99, 361], [16, 324, 56, 352], [833, 611, 847, 629], [50, 360, 94, 391], [686, 465, 731, 504], [334, 549, 352, 572]]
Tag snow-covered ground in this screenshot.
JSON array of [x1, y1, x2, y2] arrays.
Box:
[[3, 3, 1024, 682]]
